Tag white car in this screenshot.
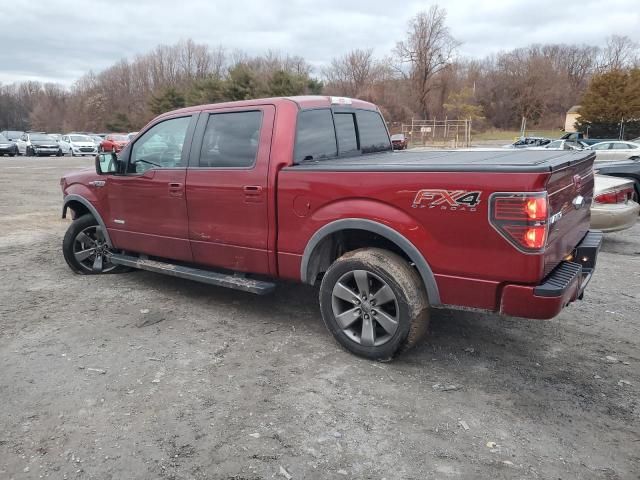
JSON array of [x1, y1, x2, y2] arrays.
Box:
[[60, 134, 98, 156], [591, 174, 640, 232], [16, 132, 62, 156], [586, 141, 640, 162]]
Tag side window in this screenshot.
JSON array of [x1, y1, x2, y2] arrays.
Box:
[[295, 109, 337, 162], [198, 110, 262, 168], [612, 143, 630, 150], [130, 116, 191, 173], [334, 113, 358, 155], [356, 110, 391, 154]]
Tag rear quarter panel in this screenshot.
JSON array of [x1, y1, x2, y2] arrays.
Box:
[[277, 169, 553, 309]]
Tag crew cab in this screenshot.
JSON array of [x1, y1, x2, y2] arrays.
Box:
[[60, 96, 603, 360]]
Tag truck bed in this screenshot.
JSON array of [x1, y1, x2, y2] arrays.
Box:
[[288, 150, 595, 173]]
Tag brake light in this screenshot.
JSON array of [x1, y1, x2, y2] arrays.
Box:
[[490, 192, 549, 252], [594, 186, 634, 204]]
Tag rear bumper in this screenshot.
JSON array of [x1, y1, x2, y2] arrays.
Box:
[[590, 201, 639, 232], [499, 230, 603, 319]]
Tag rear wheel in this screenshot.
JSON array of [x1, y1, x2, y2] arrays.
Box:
[[62, 214, 128, 274], [319, 248, 430, 360]]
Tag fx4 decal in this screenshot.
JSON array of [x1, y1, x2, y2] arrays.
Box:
[[412, 189, 482, 211]]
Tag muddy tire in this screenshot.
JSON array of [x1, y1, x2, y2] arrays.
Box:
[[319, 248, 429, 360], [63, 214, 128, 275]]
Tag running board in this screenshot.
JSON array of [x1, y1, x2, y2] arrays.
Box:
[[109, 253, 276, 295]]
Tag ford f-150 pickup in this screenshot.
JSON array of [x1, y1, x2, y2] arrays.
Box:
[[60, 96, 603, 360]]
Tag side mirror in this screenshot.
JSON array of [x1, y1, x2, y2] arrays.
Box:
[[95, 152, 118, 175]]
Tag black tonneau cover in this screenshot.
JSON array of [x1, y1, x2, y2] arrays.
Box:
[[287, 150, 596, 173]]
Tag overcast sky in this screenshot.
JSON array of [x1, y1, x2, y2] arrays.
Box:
[[1, 0, 639, 86]]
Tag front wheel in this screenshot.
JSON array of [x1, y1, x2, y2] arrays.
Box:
[[319, 248, 430, 360], [62, 214, 128, 274]]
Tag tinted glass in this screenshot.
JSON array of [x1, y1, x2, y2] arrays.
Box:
[[295, 109, 337, 162], [199, 110, 262, 168], [591, 143, 611, 150], [334, 113, 358, 155], [30, 134, 54, 141], [546, 141, 562, 148], [391, 134, 405, 141], [70, 135, 91, 142], [356, 110, 391, 153], [611, 143, 630, 150], [130, 116, 191, 173]]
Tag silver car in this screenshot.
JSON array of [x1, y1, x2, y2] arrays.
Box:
[[587, 141, 640, 162], [591, 174, 639, 232]]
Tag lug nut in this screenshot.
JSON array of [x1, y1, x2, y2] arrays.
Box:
[[371, 310, 377, 316], [370, 300, 376, 306], [364, 314, 369, 320], [354, 299, 360, 305]]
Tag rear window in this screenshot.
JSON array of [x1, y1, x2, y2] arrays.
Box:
[[295, 108, 391, 163], [334, 113, 358, 155], [357, 110, 391, 153], [295, 109, 337, 162]]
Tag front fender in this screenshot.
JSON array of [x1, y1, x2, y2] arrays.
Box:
[[62, 193, 113, 248]]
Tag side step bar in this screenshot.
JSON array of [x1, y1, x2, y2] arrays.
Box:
[[109, 253, 276, 295]]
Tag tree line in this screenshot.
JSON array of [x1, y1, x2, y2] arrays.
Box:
[[1, 6, 639, 134]]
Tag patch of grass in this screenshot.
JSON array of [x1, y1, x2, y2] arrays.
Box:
[[473, 129, 564, 141]]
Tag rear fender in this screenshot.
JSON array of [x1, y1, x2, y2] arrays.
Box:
[[301, 200, 440, 305]]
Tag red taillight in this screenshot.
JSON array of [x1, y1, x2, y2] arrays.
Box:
[[594, 186, 634, 204], [490, 192, 549, 252]]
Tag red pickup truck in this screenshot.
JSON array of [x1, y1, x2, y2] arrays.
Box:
[[60, 96, 602, 360]]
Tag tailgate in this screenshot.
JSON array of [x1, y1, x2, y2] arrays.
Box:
[[543, 153, 595, 276]]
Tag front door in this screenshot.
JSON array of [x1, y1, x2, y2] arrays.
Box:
[[185, 106, 274, 274], [106, 114, 197, 262]]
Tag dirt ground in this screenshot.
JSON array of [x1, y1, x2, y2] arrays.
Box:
[[0, 156, 639, 480]]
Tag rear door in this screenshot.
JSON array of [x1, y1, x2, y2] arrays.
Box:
[[106, 114, 197, 262], [185, 105, 275, 274]]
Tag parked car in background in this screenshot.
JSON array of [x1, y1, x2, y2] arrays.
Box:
[[591, 175, 639, 232], [60, 134, 98, 156], [594, 158, 640, 200], [16, 132, 62, 156], [100, 134, 129, 153], [0, 130, 24, 142], [0, 134, 19, 156], [586, 141, 640, 162], [546, 139, 588, 150], [504, 136, 551, 148], [49, 133, 62, 142], [89, 135, 104, 148], [391, 133, 408, 150], [560, 132, 618, 146]]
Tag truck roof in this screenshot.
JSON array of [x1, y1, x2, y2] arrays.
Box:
[[158, 95, 378, 118]]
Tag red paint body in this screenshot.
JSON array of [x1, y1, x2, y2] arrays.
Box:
[[61, 96, 597, 320]]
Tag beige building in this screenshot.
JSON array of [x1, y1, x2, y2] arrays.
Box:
[[564, 105, 581, 132]]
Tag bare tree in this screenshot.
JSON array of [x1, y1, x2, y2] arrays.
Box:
[[599, 35, 640, 71], [394, 6, 460, 118], [322, 48, 387, 98]]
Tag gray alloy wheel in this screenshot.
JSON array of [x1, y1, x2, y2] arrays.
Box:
[[71, 225, 118, 273], [331, 269, 400, 346]]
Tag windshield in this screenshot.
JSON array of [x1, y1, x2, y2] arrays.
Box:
[[30, 133, 53, 141], [391, 134, 405, 140], [69, 135, 92, 142], [91, 136, 102, 142], [546, 140, 562, 148], [110, 135, 129, 142], [5, 131, 22, 139], [0, 135, 8, 142]]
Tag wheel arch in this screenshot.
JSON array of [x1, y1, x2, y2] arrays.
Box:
[[300, 218, 440, 305], [62, 194, 113, 247]]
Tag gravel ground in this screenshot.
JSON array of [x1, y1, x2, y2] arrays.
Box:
[[1, 156, 639, 480]]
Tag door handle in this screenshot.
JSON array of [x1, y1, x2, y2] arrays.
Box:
[[168, 182, 184, 197], [243, 185, 263, 203]]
